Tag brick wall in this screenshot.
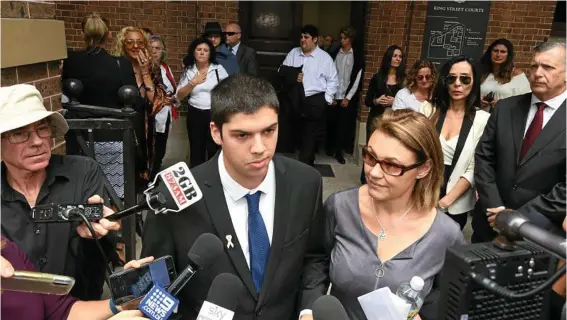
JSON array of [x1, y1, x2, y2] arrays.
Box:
[[55, 1, 199, 80], [359, 0, 557, 122], [1, 1, 65, 153], [195, 1, 238, 35]]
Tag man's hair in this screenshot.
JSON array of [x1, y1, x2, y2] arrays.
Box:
[[211, 75, 279, 131], [339, 26, 356, 41], [301, 25, 319, 38], [534, 41, 566, 53]]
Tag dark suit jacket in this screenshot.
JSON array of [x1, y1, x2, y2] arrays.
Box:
[[236, 43, 258, 76], [141, 154, 327, 320], [472, 93, 566, 242]]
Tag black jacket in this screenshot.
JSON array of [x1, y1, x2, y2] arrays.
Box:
[[142, 154, 327, 320]]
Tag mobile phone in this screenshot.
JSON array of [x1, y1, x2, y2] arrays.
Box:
[[485, 91, 495, 102], [2, 271, 75, 295], [109, 255, 177, 306]]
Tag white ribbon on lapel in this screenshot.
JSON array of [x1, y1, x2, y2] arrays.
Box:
[[225, 235, 234, 249]]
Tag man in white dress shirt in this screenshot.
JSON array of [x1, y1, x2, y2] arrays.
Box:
[[326, 26, 363, 164], [142, 75, 327, 320], [282, 24, 339, 166]]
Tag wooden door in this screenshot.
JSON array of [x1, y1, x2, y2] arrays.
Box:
[[239, 2, 303, 90]]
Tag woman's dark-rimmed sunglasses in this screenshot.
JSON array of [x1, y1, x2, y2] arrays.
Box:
[[445, 75, 472, 85], [362, 146, 425, 177]]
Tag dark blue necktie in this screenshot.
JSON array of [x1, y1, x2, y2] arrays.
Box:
[[245, 192, 270, 293]]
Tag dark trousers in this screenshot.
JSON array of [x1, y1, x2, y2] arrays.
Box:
[[298, 93, 327, 165], [150, 114, 171, 180], [186, 106, 218, 168], [326, 99, 352, 156]]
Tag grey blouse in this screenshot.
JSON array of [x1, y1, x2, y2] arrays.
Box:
[[324, 187, 466, 320]]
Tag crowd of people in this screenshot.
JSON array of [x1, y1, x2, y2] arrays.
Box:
[[0, 11, 565, 320]]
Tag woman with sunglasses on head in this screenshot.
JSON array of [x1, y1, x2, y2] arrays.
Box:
[[362, 45, 405, 184], [420, 56, 490, 230], [112, 27, 171, 186], [322, 109, 465, 320], [392, 59, 437, 113], [479, 39, 531, 112]]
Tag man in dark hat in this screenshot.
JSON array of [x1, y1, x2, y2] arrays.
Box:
[[203, 21, 239, 76]]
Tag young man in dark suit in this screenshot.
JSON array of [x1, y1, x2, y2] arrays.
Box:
[[142, 75, 327, 320], [472, 41, 566, 242], [225, 23, 258, 76]]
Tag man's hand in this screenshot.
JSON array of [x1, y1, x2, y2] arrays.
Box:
[[487, 206, 506, 227], [124, 256, 154, 270], [340, 98, 349, 108], [76, 195, 121, 239], [108, 310, 148, 319], [297, 72, 304, 83], [1, 256, 14, 278]]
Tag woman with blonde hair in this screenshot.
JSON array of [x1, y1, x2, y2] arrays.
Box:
[[112, 26, 170, 183], [322, 109, 465, 320], [392, 59, 438, 112]]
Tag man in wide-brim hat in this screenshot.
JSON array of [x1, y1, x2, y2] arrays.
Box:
[[0, 84, 120, 300]]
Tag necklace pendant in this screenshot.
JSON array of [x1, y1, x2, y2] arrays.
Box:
[[377, 231, 387, 240]]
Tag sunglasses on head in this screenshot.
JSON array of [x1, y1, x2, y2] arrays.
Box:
[[416, 74, 431, 81], [445, 75, 472, 85], [224, 32, 240, 36]]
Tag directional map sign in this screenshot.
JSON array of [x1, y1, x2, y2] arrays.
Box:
[[420, 1, 491, 68]]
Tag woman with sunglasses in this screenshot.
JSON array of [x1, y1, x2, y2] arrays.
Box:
[[420, 56, 490, 230], [479, 39, 531, 112], [392, 59, 437, 113], [322, 109, 465, 320]]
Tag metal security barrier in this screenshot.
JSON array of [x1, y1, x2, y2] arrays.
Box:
[[62, 79, 139, 262]]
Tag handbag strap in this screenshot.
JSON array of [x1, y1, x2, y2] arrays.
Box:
[[215, 68, 220, 83], [437, 110, 476, 182]]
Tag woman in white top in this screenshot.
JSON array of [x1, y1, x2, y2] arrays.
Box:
[[150, 35, 178, 180], [420, 56, 490, 229], [479, 39, 531, 112], [177, 37, 229, 168], [392, 59, 437, 113]]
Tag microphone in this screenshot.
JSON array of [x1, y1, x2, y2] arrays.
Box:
[[494, 209, 566, 259], [312, 295, 349, 320], [106, 162, 203, 221], [196, 273, 246, 320], [167, 233, 224, 296]]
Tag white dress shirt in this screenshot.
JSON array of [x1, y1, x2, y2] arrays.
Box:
[[155, 64, 175, 133], [282, 46, 339, 104], [230, 42, 241, 56], [525, 90, 567, 137], [177, 63, 229, 110], [218, 151, 276, 268], [334, 48, 362, 101]]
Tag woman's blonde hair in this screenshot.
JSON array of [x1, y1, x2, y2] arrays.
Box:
[[404, 59, 438, 96], [111, 26, 150, 57], [82, 13, 109, 47], [371, 109, 444, 212]]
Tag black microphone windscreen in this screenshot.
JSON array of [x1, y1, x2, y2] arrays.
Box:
[[312, 295, 349, 320], [187, 233, 224, 269], [206, 273, 245, 312]]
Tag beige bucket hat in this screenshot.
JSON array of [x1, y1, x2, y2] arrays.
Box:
[[0, 84, 68, 137]]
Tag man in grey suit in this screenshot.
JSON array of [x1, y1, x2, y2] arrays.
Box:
[[225, 23, 258, 76], [142, 75, 326, 319], [472, 42, 566, 243]]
